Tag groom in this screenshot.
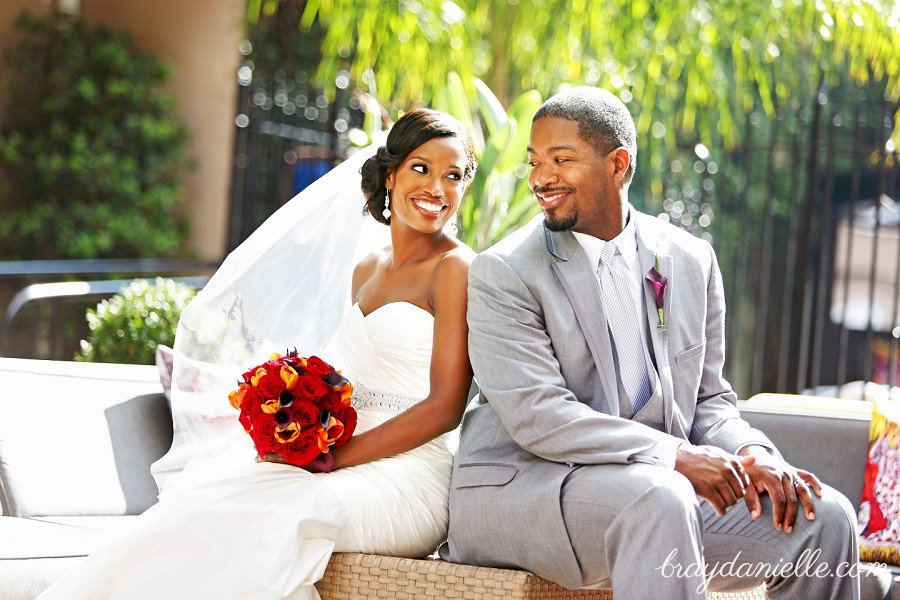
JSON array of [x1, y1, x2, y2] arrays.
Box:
[[441, 87, 860, 598]]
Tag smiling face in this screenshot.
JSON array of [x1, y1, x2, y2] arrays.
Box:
[[385, 136, 468, 234], [527, 117, 630, 240]]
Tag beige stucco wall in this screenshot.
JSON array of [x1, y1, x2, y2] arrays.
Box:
[[0, 2, 53, 121], [78, 0, 245, 261]]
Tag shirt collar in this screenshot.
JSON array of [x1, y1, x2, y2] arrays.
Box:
[[571, 205, 639, 271]]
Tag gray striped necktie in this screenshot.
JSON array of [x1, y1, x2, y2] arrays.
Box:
[[597, 241, 652, 415]]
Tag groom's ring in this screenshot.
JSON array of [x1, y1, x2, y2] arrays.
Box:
[[792, 479, 804, 489]]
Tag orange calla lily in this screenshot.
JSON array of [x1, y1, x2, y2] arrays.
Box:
[[280, 365, 299, 391], [274, 422, 300, 444], [337, 383, 354, 404], [228, 383, 250, 409], [314, 425, 331, 453], [250, 367, 268, 387], [321, 417, 344, 446]]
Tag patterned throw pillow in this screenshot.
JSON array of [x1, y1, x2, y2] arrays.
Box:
[[857, 398, 900, 565]]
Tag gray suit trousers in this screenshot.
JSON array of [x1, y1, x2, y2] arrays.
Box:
[[560, 463, 860, 600]]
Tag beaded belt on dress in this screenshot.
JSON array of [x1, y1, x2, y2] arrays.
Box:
[[351, 382, 420, 414]]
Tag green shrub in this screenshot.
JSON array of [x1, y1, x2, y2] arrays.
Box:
[[77, 278, 196, 365], [0, 11, 190, 259]]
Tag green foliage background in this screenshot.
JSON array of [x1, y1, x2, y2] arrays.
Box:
[[251, 0, 900, 252], [249, 1, 900, 394], [0, 11, 190, 260], [77, 278, 196, 365], [257, 0, 900, 141]]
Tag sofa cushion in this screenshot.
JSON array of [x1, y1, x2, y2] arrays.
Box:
[[0, 358, 172, 517], [0, 515, 138, 600], [0, 556, 83, 600], [0, 515, 140, 559]]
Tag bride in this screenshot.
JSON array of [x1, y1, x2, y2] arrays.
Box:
[[37, 108, 477, 600]]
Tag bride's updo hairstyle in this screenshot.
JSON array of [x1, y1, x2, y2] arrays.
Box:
[[360, 109, 476, 225]]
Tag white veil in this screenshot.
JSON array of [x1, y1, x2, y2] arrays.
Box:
[[152, 140, 389, 489]]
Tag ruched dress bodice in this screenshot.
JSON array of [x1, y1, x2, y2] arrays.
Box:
[[337, 302, 433, 409]]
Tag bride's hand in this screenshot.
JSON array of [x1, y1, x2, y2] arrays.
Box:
[[255, 452, 336, 473], [256, 452, 287, 465]]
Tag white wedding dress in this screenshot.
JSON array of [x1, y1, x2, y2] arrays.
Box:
[[38, 301, 453, 600]]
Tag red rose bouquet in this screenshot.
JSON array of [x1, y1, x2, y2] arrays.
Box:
[[228, 349, 357, 470]]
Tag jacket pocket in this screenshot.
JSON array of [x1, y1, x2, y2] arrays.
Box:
[[675, 339, 706, 364], [452, 463, 518, 489]]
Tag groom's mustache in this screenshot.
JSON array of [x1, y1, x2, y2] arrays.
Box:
[[533, 185, 575, 195]]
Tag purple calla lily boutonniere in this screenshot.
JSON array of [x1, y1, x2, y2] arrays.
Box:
[[646, 255, 668, 331]]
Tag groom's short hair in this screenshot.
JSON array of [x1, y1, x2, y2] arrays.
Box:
[[533, 86, 637, 180]]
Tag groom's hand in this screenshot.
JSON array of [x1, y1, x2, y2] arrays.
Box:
[[674, 444, 755, 517], [738, 445, 823, 533]]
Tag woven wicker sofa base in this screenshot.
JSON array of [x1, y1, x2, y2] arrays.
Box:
[[315, 552, 767, 599]]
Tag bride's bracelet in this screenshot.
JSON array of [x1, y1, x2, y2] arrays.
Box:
[[351, 383, 420, 413]]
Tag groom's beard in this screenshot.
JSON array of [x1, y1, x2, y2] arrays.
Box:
[[534, 185, 578, 232], [543, 206, 578, 232]]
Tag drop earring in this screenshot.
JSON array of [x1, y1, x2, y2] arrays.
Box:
[[382, 190, 391, 220]]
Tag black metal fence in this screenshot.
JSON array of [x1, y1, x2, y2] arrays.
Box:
[[705, 82, 900, 398], [226, 46, 367, 251]]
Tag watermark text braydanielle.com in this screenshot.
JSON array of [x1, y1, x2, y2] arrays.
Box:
[[656, 549, 884, 594]]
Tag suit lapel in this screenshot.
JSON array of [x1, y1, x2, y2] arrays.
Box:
[[545, 226, 619, 417], [634, 216, 685, 436], [635, 223, 670, 369]]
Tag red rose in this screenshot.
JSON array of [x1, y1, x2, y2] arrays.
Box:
[[240, 387, 263, 415], [239, 388, 263, 431], [265, 358, 285, 373], [249, 413, 279, 455], [243, 385, 264, 407], [331, 404, 357, 446], [291, 400, 321, 429], [255, 373, 285, 398], [296, 374, 329, 402], [241, 366, 258, 383], [239, 411, 252, 433], [320, 389, 344, 412], [280, 430, 325, 466], [306, 356, 334, 377]]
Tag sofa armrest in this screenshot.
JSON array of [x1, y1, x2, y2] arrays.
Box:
[[0, 358, 172, 517], [738, 397, 871, 504]]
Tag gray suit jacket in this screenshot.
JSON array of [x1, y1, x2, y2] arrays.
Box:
[[441, 212, 774, 588]]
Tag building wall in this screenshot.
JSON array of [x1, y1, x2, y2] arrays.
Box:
[[80, 0, 245, 262], [0, 2, 53, 122]]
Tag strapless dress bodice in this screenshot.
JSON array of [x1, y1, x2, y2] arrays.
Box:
[[335, 302, 434, 405]]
